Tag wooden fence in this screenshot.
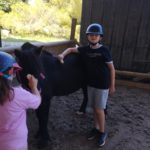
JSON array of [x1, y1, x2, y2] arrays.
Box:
[[0, 40, 77, 55], [81, 0, 150, 73]]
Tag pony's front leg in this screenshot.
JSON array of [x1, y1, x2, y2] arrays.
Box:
[[36, 94, 51, 148]]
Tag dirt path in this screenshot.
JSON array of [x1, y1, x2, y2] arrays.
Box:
[[27, 86, 150, 150]]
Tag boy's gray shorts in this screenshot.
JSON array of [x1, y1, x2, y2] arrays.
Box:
[[86, 86, 109, 112]]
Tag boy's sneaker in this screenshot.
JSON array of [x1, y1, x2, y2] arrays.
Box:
[[98, 132, 107, 147], [87, 128, 100, 140]]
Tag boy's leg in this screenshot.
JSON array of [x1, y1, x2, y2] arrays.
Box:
[[94, 109, 107, 146], [94, 108, 105, 132], [87, 87, 108, 144], [93, 89, 108, 146], [87, 107, 106, 141], [94, 88, 108, 127]]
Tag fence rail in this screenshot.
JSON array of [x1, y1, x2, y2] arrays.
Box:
[[0, 40, 77, 55]]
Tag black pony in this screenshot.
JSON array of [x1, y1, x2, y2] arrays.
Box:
[[14, 42, 88, 147]]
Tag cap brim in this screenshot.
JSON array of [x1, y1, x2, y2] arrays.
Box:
[[13, 63, 22, 70]]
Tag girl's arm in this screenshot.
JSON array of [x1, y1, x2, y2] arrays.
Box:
[[58, 47, 78, 63], [107, 63, 116, 95], [27, 74, 41, 96]]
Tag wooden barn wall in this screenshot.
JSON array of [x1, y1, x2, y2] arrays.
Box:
[[80, 0, 150, 72]]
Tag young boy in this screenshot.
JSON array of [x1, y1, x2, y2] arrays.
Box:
[[58, 23, 115, 147]]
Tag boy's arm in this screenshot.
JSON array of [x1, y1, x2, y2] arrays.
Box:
[[107, 63, 116, 95], [58, 47, 78, 63]]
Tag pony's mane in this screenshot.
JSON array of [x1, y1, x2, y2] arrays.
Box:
[[42, 50, 53, 56]]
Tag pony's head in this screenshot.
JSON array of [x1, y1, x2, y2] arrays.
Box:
[[14, 42, 45, 90]]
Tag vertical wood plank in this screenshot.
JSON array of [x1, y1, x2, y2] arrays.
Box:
[[80, 0, 93, 45], [90, 0, 104, 23], [0, 27, 2, 47], [70, 18, 77, 40], [120, 0, 144, 70], [100, 0, 117, 46], [110, 0, 130, 69], [132, 0, 150, 72]]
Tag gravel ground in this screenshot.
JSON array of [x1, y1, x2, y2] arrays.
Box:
[[27, 86, 150, 150]]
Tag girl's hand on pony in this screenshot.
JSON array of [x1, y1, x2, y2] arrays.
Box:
[[27, 74, 38, 90]]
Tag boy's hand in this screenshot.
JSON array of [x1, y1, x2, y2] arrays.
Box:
[[57, 54, 64, 64]]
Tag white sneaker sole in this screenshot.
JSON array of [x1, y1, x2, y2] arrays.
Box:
[[76, 111, 85, 115], [99, 141, 106, 147]]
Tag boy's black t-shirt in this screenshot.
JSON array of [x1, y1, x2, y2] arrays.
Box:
[[78, 45, 112, 89]]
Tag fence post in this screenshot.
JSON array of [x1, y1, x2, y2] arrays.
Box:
[[0, 26, 2, 47], [70, 18, 77, 40]]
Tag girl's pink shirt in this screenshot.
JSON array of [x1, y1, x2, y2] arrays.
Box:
[[0, 86, 41, 150]]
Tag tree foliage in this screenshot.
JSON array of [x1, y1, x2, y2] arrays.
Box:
[[0, 0, 20, 12], [0, 0, 82, 40]]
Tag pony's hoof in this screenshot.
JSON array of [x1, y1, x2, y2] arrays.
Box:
[[34, 130, 50, 140], [37, 139, 50, 149], [34, 131, 40, 139]]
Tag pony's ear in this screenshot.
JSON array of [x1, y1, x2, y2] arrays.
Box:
[[35, 46, 43, 55], [21, 42, 37, 51], [14, 49, 21, 57]]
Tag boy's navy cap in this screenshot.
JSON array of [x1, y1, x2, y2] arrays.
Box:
[[86, 23, 103, 35]]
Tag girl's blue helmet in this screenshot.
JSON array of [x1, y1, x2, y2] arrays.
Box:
[[86, 23, 103, 35], [0, 51, 16, 72], [0, 51, 21, 79]]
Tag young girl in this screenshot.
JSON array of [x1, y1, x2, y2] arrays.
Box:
[[58, 23, 115, 147], [0, 51, 41, 150]]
